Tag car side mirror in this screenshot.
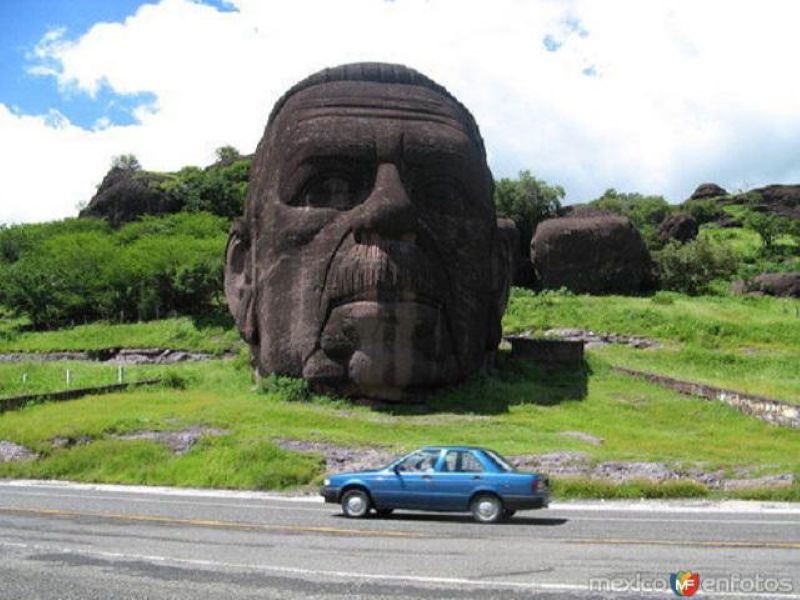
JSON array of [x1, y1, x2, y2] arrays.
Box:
[[393, 465, 401, 475]]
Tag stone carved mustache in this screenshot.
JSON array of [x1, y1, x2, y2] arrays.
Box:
[[323, 237, 446, 310]]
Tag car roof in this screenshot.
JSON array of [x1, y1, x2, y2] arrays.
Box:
[[419, 446, 491, 452]]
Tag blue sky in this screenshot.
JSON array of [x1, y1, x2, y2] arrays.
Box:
[[0, 0, 152, 128], [2, 0, 800, 224]]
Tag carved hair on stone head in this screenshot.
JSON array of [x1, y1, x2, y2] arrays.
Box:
[[266, 62, 487, 157]]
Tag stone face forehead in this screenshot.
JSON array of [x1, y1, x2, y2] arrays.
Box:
[[269, 80, 483, 152]]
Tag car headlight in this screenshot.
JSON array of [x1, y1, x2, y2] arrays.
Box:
[[324, 478, 330, 486]]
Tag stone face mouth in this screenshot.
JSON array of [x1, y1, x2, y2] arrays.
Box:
[[323, 236, 448, 316], [328, 290, 443, 310]]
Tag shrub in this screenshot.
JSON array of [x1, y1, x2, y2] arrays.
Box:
[[654, 237, 737, 295], [258, 374, 310, 402], [683, 199, 723, 225]]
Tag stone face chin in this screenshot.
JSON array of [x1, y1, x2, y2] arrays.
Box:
[[310, 300, 456, 395], [224, 62, 513, 401]]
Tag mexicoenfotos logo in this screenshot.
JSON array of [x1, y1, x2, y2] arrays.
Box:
[[670, 571, 700, 597]]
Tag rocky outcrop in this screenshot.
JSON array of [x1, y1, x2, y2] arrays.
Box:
[[731, 184, 800, 220], [658, 212, 698, 243], [80, 167, 182, 227], [530, 215, 652, 294], [732, 272, 800, 298], [690, 182, 728, 200]]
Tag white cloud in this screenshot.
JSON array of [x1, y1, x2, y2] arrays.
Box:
[[2, 0, 800, 224]]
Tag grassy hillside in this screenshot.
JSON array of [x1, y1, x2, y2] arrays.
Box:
[[0, 290, 797, 499], [0, 355, 797, 498]]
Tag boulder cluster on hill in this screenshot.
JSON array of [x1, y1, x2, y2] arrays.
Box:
[[80, 167, 181, 227]]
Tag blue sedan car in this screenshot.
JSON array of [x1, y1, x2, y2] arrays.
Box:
[[320, 446, 549, 523]]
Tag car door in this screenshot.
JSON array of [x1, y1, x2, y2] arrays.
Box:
[[391, 449, 442, 509], [433, 450, 487, 510]]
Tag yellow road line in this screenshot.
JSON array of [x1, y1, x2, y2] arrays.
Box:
[[565, 537, 800, 550], [0, 506, 426, 538], [3, 506, 797, 549]]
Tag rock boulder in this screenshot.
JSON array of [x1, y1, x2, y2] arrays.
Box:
[[530, 215, 652, 294], [658, 213, 698, 243]]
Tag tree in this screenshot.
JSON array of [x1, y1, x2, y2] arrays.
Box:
[[494, 170, 564, 251], [215, 145, 240, 164], [111, 153, 141, 171], [590, 188, 671, 229], [744, 212, 790, 252]]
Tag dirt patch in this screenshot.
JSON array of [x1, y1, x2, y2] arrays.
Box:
[[542, 328, 663, 350], [113, 427, 228, 454], [0, 440, 38, 463], [557, 431, 604, 446], [510, 452, 794, 490], [51, 435, 93, 449], [272, 439, 395, 472], [277, 441, 794, 490], [0, 348, 230, 365]]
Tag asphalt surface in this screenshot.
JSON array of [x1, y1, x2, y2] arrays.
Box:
[[0, 481, 798, 599]]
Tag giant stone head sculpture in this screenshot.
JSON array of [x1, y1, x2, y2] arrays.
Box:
[[225, 63, 513, 400]]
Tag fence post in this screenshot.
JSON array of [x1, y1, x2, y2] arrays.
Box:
[[22, 373, 28, 385], [65, 369, 71, 387], [117, 365, 124, 384]]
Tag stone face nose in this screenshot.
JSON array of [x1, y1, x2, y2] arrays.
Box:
[[354, 163, 417, 243]]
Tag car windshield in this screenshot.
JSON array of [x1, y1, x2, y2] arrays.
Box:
[[483, 449, 516, 472]]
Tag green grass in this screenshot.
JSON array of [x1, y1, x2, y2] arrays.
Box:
[[0, 316, 242, 354], [503, 289, 800, 350], [0, 355, 797, 496]]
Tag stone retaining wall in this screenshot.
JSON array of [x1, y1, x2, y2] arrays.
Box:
[[613, 366, 799, 429], [0, 379, 162, 413]]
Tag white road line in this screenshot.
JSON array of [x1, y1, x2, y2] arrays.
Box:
[[0, 490, 330, 512], [1, 540, 798, 599]]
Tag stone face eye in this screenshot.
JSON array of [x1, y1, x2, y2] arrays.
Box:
[[299, 168, 373, 210], [301, 175, 355, 210]]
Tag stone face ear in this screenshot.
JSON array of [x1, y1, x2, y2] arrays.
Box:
[[488, 218, 517, 349], [224, 218, 258, 345]]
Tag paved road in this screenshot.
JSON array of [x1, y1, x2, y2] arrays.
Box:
[[0, 481, 798, 599]]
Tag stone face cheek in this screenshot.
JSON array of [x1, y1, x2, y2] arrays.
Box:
[[225, 63, 512, 400]]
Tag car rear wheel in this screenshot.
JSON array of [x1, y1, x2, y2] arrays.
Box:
[[470, 494, 503, 523], [341, 489, 371, 518]]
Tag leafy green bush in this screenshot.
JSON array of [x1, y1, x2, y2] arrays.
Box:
[[654, 237, 737, 295], [258, 374, 310, 402], [1, 213, 227, 328], [683, 199, 723, 225]]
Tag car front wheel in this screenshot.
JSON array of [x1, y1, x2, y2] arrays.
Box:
[[341, 489, 371, 518], [470, 494, 504, 523]]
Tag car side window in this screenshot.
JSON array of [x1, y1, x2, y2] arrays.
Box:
[[395, 449, 440, 472], [442, 450, 485, 473]]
